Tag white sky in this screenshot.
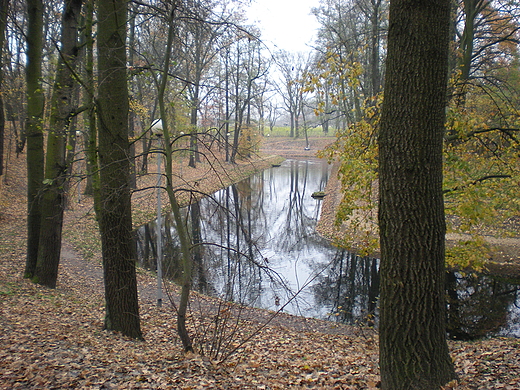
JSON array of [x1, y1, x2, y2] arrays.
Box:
[[246, 0, 321, 53]]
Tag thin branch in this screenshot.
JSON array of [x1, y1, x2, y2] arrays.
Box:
[[444, 174, 512, 194]]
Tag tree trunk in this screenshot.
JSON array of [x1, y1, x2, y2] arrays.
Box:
[[97, 0, 142, 339], [456, 0, 487, 107], [127, 4, 137, 189], [369, 0, 382, 97], [0, 78, 3, 178], [224, 50, 230, 162], [0, 0, 9, 177], [82, 0, 97, 197], [289, 112, 294, 138], [188, 65, 201, 168], [63, 98, 79, 209], [188, 105, 198, 168], [156, 4, 193, 351], [24, 0, 45, 278], [230, 48, 241, 164], [378, 1, 457, 389], [34, 0, 83, 288]]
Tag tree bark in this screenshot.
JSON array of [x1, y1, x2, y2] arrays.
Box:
[[378, 1, 457, 389], [0, 0, 9, 177], [82, 0, 98, 198], [127, 3, 137, 189], [34, 0, 83, 288], [97, 0, 142, 339], [24, 0, 45, 278]]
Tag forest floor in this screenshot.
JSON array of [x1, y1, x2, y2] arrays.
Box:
[[0, 135, 519, 389]]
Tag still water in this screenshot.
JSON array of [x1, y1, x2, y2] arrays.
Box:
[[136, 159, 519, 339]]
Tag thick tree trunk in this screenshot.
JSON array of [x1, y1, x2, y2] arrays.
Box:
[[24, 0, 45, 278], [128, 5, 137, 189], [378, 1, 457, 389], [34, 0, 83, 288], [97, 0, 142, 339]]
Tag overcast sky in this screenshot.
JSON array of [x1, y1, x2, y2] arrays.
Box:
[[246, 0, 321, 53]]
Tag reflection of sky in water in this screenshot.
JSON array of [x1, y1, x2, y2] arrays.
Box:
[[197, 159, 336, 318]]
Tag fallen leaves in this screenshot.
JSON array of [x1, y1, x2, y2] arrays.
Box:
[[1, 243, 380, 389], [448, 338, 520, 389]]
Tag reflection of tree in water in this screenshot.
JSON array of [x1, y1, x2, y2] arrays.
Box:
[[135, 223, 156, 270], [310, 255, 518, 337], [446, 272, 518, 340], [196, 179, 277, 306], [312, 252, 380, 326], [189, 202, 206, 292], [135, 214, 183, 282], [135, 160, 332, 309], [278, 160, 320, 253]]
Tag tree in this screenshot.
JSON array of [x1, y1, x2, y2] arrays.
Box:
[[455, 0, 520, 83], [377, 0, 456, 388], [3, 1, 26, 158], [81, 0, 98, 198], [276, 51, 312, 138], [33, 0, 83, 288], [176, 0, 222, 168], [96, 0, 142, 339], [0, 0, 9, 177], [443, 1, 520, 260], [311, 0, 388, 129], [153, 0, 194, 352], [24, 0, 45, 278], [265, 99, 282, 133], [320, 0, 520, 268], [229, 33, 266, 162]]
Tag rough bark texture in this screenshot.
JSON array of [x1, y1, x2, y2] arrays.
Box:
[[34, 0, 83, 288], [24, 0, 45, 278], [378, 1, 457, 389], [97, 0, 142, 339]]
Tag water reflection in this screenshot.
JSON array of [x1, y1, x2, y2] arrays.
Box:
[[311, 253, 379, 326], [136, 159, 335, 315], [446, 272, 519, 339], [135, 159, 520, 338], [194, 159, 334, 315], [311, 254, 519, 338]]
